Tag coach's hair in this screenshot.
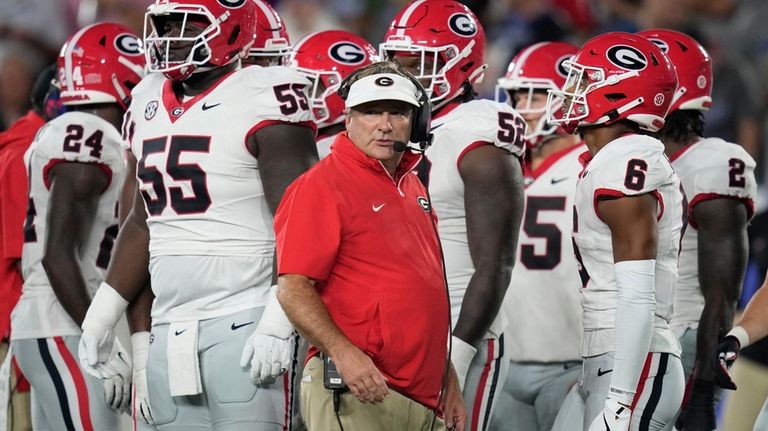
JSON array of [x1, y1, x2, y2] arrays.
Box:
[[658, 109, 706, 143]]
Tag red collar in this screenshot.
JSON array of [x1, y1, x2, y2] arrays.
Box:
[[331, 132, 422, 181]]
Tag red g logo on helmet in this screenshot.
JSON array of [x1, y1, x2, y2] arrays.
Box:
[[606, 45, 647, 71], [329, 42, 367, 65], [115, 34, 142, 56], [448, 13, 477, 37]]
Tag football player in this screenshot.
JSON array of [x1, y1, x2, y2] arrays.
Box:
[[547, 32, 685, 431], [10, 22, 143, 429], [242, 0, 292, 67], [490, 41, 586, 431], [637, 28, 756, 431], [77, 0, 318, 429], [290, 30, 377, 158], [380, 1, 526, 429]]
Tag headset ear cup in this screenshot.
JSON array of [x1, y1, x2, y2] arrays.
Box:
[[409, 105, 431, 144]]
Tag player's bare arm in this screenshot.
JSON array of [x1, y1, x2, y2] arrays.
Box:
[[247, 123, 319, 214], [42, 161, 109, 325], [453, 144, 524, 346], [277, 273, 389, 403], [104, 183, 151, 301], [117, 151, 137, 226], [693, 198, 748, 380], [127, 285, 154, 334], [599, 194, 658, 262]]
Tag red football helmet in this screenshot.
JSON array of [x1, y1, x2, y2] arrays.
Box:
[[144, 0, 257, 81], [496, 41, 577, 147], [546, 32, 677, 132], [290, 30, 377, 128], [58, 23, 145, 110], [380, 0, 487, 109], [637, 28, 712, 112], [247, 0, 291, 65]]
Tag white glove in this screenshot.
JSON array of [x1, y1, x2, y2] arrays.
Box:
[[101, 337, 132, 412], [588, 397, 631, 431], [79, 282, 129, 378], [239, 286, 295, 384], [131, 331, 154, 425], [450, 336, 476, 392]]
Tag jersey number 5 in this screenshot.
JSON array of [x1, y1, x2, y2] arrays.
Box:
[[138, 136, 212, 215], [521, 196, 566, 270]]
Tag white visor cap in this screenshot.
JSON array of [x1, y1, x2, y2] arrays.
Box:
[[345, 73, 421, 109]]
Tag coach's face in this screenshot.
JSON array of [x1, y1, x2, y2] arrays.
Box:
[[346, 100, 413, 173]]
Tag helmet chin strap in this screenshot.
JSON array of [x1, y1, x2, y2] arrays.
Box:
[[593, 96, 644, 125]]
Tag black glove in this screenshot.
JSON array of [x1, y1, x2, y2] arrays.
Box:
[[675, 379, 717, 430], [711, 335, 740, 390]]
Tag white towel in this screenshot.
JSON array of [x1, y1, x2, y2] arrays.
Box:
[[167, 321, 202, 396]]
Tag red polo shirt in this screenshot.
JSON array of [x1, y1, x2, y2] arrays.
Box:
[[0, 111, 45, 340], [275, 132, 449, 409]]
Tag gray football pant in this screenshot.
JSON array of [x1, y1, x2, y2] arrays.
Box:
[[12, 336, 123, 431], [147, 307, 296, 430], [489, 360, 581, 431], [462, 333, 509, 431], [551, 351, 684, 431]]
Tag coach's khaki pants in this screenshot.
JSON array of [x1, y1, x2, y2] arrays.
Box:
[[301, 356, 446, 431]]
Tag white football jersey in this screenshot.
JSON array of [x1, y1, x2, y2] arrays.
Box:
[[316, 132, 337, 160], [124, 66, 314, 323], [504, 143, 586, 362], [670, 138, 756, 336], [425, 100, 526, 334], [12, 112, 125, 339], [573, 134, 683, 357]]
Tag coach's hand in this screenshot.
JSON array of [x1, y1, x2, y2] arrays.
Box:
[[240, 286, 295, 384], [131, 331, 154, 424], [441, 364, 467, 431], [79, 282, 129, 378], [102, 338, 132, 411], [333, 344, 389, 404], [675, 379, 716, 430], [711, 335, 740, 390]]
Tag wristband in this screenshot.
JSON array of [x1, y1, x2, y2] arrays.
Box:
[[726, 325, 750, 349]]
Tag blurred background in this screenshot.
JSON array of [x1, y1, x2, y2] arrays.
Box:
[[1, 0, 767, 429]]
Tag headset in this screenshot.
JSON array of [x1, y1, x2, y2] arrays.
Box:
[[337, 68, 433, 151]]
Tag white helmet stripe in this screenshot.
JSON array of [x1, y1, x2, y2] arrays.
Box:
[[513, 42, 546, 77], [63, 24, 95, 92], [253, 0, 281, 41], [395, 0, 427, 36]]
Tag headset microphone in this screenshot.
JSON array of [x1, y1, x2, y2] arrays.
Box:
[[393, 141, 408, 152]]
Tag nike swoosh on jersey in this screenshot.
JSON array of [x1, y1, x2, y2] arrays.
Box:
[[430, 123, 443, 132], [597, 368, 613, 376], [174, 329, 186, 336], [551, 177, 569, 185], [231, 321, 254, 331], [372, 203, 385, 212], [202, 102, 221, 111]]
